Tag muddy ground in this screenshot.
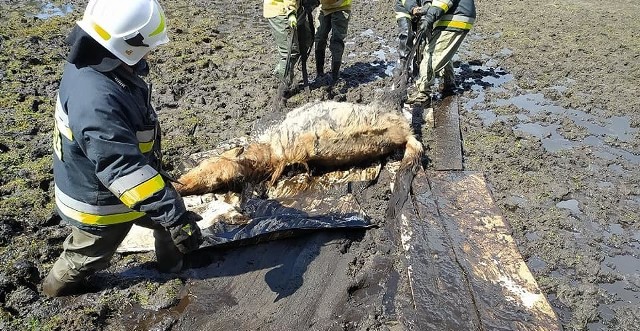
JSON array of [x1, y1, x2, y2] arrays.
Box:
[[1, 0, 639, 330]]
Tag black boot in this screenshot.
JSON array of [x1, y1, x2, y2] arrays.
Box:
[[154, 229, 184, 273], [315, 50, 325, 77], [331, 61, 341, 84]]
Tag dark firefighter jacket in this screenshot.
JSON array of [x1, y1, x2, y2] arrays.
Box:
[[395, 0, 475, 31], [394, 0, 430, 20], [53, 61, 186, 229]]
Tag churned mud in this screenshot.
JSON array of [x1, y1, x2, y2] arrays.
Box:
[[0, 0, 638, 330]]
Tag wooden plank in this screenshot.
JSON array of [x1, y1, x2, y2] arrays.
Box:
[[432, 95, 463, 171], [427, 171, 562, 330], [398, 170, 482, 330]]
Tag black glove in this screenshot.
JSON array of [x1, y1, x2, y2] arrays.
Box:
[[167, 211, 203, 253], [418, 17, 433, 41], [412, 6, 430, 16]]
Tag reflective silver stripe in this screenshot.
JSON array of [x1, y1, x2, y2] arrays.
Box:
[[108, 164, 159, 197], [55, 94, 73, 140], [439, 14, 475, 24], [55, 184, 132, 214], [136, 129, 155, 143]]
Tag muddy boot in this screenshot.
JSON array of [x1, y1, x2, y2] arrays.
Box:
[[440, 83, 457, 97], [154, 228, 183, 273], [42, 269, 84, 297], [315, 50, 325, 78], [406, 90, 431, 106], [330, 61, 341, 85]]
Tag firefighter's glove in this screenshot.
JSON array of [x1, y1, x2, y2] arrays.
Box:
[[418, 17, 433, 41], [288, 13, 297, 28], [412, 6, 430, 16], [167, 211, 203, 254]]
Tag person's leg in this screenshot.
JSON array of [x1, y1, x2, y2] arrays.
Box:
[[439, 60, 457, 95], [269, 15, 300, 86], [134, 217, 183, 273], [410, 29, 467, 103], [328, 10, 350, 82], [43, 223, 133, 297], [314, 11, 331, 77], [417, 30, 466, 91], [395, 17, 413, 75]]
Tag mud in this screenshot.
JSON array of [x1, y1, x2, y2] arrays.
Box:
[[0, 0, 639, 330]]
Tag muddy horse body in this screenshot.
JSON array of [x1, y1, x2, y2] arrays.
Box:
[[175, 100, 423, 196]]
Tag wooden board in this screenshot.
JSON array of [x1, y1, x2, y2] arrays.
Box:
[[399, 170, 562, 330], [432, 96, 463, 171]]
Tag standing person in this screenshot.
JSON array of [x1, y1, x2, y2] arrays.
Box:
[[406, 0, 476, 105], [314, 0, 352, 84], [43, 0, 203, 297], [393, 0, 430, 79], [264, 0, 317, 91]]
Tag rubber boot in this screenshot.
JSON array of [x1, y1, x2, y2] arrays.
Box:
[[315, 50, 325, 77], [42, 270, 83, 297], [330, 61, 341, 85], [154, 228, 184, 273], [395, 17, 412, 78]]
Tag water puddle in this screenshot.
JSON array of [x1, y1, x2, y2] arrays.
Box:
[[555, 199, 582, 215], [347, 28, 400, 78], [25, 1, 74, 19], [461, 63, 639, 165]]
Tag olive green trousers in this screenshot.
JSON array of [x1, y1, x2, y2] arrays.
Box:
[[415, 29, 468, 92]]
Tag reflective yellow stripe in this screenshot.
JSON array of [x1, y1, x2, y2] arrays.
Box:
[[57, 121, 73, 140], [56, 196, 144, 225], [92, 22, 111, 40], [139, 141, 154, 153], [55, 95, 73, 140], [432, 0, 450, 12], [149, 11, 165, 37], [119, 174, 165, 208], [435, 20, 473, 30], [53, 124, 63, 160]]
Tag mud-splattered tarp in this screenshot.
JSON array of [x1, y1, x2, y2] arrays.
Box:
[[117, 165, 381, 253], [200, 198, 373, 248]]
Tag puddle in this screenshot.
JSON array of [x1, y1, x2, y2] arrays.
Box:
[[347, 28, 398, 78], [461, 63, 639, 164], [30, 1, 74, 19], [555, 199, 582, 215]]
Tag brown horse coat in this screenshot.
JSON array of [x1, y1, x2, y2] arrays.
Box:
[[175, 100, 423, 196]]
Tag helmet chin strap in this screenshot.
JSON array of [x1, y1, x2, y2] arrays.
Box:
[[132, 58, 150, 76]]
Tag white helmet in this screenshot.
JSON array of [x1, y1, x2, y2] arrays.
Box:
[[77, 0, 169, 65]]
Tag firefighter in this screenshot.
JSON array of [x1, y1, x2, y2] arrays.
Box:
[[263, 0, 318, 90], [405, 0, 476, 105], [394, 0, 431, 79], [43, 0, 203, 297], [314, 0, 352, 85]]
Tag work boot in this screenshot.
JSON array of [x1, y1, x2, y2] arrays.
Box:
[[440, 83, 457, 97], [42, 271, 84, 297], [154, 229, 184, 273], [330, 61, 341, 85], [315, 50, 325, 77], [406, 90, 431, 106]]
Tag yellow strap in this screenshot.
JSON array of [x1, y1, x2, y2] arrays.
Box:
[[139, 141, 154, 153], [119, 173, 165, 208], [435, 20, 473, 30], [56, 198, 144, 225]]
